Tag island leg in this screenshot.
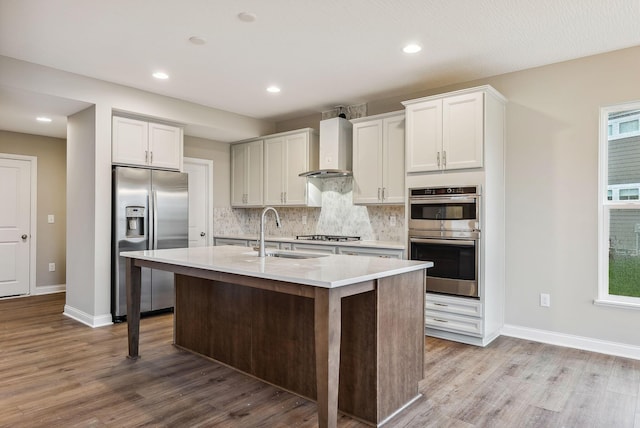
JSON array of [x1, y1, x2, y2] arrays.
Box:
[[314, 288, 341, 428], [125, 258, 142, 359]]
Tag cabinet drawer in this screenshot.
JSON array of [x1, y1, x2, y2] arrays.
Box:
[[425, 310, 483, 336], [425, 293, 482, 317], [291, 243, 337, 254], [214, 238, 249, 247], [337, 246, 403, 259]]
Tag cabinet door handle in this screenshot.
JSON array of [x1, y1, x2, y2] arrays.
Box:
[[433, 318, 449, 323], [442, 151, 446, 168], [377, 187, 381, 200], [150, 151, 153, 164], [434, 302, 449, 307], [145, 150, 149, 163], [436, 152, 440, 167], [382, 187, 386, 201], [284, 192, 287, 203]]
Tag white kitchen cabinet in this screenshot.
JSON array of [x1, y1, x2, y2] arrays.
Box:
[[263, 129, 320, 206], [231, 140, 263, 207], [112, 116, 183, 170], [405, 85, 507, 347], [351, 111, 405, 204], [403, 90, 485, 173]]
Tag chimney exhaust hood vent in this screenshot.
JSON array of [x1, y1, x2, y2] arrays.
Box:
[[299, 116, 353, 178]]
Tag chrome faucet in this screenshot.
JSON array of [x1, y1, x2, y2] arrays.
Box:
[[259, 206, 282, 257]]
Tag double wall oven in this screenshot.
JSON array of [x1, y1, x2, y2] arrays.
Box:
[[408, 186, 481, 298]]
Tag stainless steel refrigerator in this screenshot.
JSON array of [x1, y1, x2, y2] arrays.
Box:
[[111, 166, 188, 321]]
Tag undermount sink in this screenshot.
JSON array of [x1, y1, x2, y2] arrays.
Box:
[[265, 250, 328, 259]]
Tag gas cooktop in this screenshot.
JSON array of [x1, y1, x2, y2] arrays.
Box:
[[296, 234, 361, 242]]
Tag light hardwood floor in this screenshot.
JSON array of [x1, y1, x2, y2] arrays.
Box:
[[1, 293, 639, 427]]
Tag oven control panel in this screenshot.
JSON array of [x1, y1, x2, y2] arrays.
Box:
[[410, 186, 479, 196]]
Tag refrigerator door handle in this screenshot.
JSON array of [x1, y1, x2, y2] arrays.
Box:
[[147, 194, 153, 251], [152, 190, 159, 250]]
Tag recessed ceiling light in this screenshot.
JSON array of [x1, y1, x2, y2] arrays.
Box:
[[238, 12, 257, 22], [36, 116, 52, 123], [152, 71, 169, 80], [189, 36, 206, 45], [403, 44, 422, 54], [266, 86, 281, 93]]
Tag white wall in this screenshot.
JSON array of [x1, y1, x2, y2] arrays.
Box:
[[184, 136, 230, 207]]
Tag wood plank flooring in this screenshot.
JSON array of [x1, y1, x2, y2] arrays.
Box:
[[1, 293, 639, 427]]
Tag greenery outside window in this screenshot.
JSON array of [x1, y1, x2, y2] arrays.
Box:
[[598, 103, 640, 308]]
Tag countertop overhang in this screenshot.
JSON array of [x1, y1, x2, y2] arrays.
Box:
[[121, 245, 432, 289]]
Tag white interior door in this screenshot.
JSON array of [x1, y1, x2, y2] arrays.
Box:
[[0, 156, 33, 297], [183, 157, 213, 247]]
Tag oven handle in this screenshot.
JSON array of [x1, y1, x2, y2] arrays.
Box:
[[409, 237, 476, 246], [409, 196, 478, 205]]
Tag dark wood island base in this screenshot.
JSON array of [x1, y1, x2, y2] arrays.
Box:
[[173, 270, 425, 426]]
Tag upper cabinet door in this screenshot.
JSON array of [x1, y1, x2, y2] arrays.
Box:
[[264, 136, 285, 205], [245, 140, 264, 206], [112, 117, 149, 166], [352, 120, 383, 204], [442, 92, 484, 170], [405, 100, 442, 173], [382, 115, 405, 204], [283, 133, 310, 206], [230, 143, 247, 206], [148, 123, 183, 170]]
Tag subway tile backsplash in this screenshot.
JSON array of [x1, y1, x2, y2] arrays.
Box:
[[214, 178, 405, 242]]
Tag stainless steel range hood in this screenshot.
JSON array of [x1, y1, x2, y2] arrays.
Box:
[[299, 116, 353, 178]]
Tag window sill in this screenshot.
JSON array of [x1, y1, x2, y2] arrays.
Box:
[[594, 298, 640, 310]]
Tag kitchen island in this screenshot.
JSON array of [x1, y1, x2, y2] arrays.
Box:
[[121, 245, 432, 428]]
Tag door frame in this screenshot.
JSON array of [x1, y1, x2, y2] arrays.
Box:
[[0, 153, 37, 295], [183, 157, 214, 246]]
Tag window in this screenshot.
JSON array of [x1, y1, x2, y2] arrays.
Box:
[[598, 103, 640, 308]]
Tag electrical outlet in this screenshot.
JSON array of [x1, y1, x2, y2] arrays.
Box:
[[540, 293, 550, 307], [389, 215, 396, 226], [48, 262, 56, 272], [302, 215, 307, 225], [48, 214, 55, 224]]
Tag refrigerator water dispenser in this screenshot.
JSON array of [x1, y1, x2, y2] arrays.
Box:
[[125, 206, 145, 237]]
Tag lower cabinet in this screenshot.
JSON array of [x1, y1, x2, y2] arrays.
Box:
[[424, 293, 483, 337]]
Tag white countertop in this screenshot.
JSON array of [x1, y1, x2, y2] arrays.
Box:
[[121, 245, 431, 289], [214, 235, 406, 250]]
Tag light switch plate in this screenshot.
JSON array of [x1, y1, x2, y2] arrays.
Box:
[[48, 214, 55, 224]]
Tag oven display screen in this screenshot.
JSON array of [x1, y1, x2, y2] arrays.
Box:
[[411, 202, 476, 221]]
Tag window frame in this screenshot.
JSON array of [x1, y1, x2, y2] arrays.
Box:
[[596, 102, 640, 310]]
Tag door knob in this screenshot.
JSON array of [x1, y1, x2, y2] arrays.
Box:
[[200, 232, 206, 237], [21, 234, 28, 240]]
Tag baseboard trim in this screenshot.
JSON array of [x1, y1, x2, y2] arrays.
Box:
[[34, 284, 66, 295], [63, 305, 113, 328], [501, 324, 640, 361]]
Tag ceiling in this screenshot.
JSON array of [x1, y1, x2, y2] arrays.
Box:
[[1, 0, 639, 140]]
